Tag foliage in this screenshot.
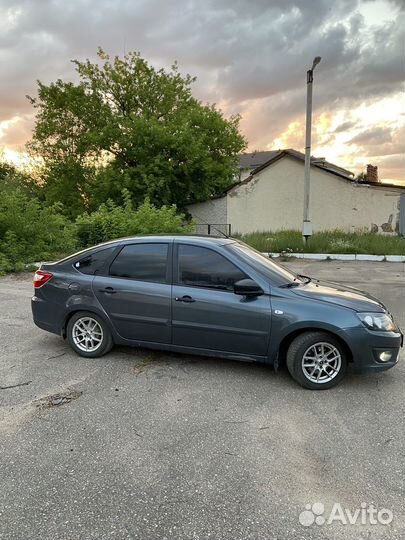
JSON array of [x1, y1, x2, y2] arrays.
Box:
[[0, 189, 76, 273], [0, 156, 195, 273], [39, 158, 94, 217], [355, 172, 368, 183], [75, 189, 194, 247], [0, 160, 41, 198], [28, 48, 246, 215], [238, 230, 405, 255]]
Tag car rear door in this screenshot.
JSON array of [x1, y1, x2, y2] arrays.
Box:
[[171, 243, 271, 356], [93, 241, 172, 344]]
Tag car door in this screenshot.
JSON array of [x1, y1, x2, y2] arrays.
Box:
[[172, 243, 271, 356], [93, 242, 172, 343]]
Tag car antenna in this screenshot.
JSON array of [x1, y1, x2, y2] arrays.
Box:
[[189, 212, 230, 238]]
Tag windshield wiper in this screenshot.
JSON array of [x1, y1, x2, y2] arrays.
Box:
[[279, 274, 312, 288]]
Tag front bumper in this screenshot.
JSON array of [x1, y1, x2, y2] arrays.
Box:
[[338, 326, 402, 374]]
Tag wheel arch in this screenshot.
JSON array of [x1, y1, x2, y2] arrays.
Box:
[[277, 327, 354, 367], [61, 307, 114, 339]]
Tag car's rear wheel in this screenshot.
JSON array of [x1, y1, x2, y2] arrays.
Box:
[[286, 331, 347, 390], [66, 311, 113, 358]]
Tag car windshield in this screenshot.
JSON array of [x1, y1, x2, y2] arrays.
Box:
[[227, 241, 298, 286]]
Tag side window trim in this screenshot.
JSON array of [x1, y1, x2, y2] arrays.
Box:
[[173, 243, 249, 292], [107, 241, 172, 284]]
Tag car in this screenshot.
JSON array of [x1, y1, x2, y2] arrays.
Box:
[[31, 235, 402, 389]]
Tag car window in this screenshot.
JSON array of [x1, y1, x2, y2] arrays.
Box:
[[109, 243, 168, 283], [74, 247, 117, 275], [178, 244, 247, 291]]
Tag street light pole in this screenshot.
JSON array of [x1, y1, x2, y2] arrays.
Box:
[[303, 56, 321, 244]]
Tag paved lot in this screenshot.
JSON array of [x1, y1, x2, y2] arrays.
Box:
[[0, 260, 404, 540]]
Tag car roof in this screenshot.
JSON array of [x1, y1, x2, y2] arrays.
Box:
[[115, 234, 236, 247], [56, 235, 237, 265]]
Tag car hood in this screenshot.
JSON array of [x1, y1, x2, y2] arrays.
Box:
[[291, 280, 386, 313]]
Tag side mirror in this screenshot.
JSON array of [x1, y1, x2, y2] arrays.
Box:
[[234, 278, 263, 297]]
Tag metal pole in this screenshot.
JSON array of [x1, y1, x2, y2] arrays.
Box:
[[303, 68, 313, 244]]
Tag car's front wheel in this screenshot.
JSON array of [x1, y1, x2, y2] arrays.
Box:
[[66, 311, 113, 358], [286, 331, 347, 390]]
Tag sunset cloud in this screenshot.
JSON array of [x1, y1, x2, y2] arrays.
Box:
[[0, 0, 403, 182]]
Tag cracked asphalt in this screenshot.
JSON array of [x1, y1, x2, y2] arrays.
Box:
[[0, 260, 404, 540]]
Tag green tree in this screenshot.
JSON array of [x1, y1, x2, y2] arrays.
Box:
[[28, 48, 246, 215], [0, 159, 40, 198]]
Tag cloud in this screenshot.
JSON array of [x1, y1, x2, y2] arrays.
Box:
[[334, 121, 358, 133], [0, 0, 403, 181], [350, 124, 405, 158], [348, 126, 393, 145]]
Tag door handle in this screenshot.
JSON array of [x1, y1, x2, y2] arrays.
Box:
[[175, 295, 195, 303], [99, 287, 117, 294]]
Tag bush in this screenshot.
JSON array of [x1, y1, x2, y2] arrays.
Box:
[[75, 189, 194, 248], [0, 184, 194, 273], [0, 189, 76, 273]]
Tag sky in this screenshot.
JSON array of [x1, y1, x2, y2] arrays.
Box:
[[0, 0, 404, 184]]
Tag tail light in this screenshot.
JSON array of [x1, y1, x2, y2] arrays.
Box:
[[33, 270, 53, 288]]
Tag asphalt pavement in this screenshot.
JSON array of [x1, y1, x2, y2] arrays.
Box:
[[0, 260, 404, 540]]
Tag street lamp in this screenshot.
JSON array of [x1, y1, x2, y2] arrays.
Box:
[[302, 56, 321, 244]]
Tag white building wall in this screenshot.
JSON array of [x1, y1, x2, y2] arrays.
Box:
[[239, 168, 253, 181], [227, 157, 401, 234]]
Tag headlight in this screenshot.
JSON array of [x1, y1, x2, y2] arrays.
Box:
[[357, 312, 396, 331]]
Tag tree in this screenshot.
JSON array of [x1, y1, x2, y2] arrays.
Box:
[[28, 48, 246, 215], [0, 158, 40, 198], [355, 171, 368, 183]]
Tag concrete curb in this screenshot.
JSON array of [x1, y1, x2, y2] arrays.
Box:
[[263, 253, 405, 262]]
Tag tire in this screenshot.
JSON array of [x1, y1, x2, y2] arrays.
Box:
[[286, 331, 347, 390], [66, 311, 114, 358]]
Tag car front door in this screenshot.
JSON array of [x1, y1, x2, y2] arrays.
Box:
[[171, 243, 271, 357], [93, 242, 172, 344]]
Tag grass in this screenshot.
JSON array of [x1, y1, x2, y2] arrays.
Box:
[[237, 230, 405, 255]]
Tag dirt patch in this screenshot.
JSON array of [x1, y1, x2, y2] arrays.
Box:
[[33, 388, 82, 409], [133, 355, 159, 376]]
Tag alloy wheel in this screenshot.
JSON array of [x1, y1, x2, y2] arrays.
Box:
[[72, 317, 104, 353], [301, 342, 342, 384]]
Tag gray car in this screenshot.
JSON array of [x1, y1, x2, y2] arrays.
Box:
[[31, 235, 402, 389]]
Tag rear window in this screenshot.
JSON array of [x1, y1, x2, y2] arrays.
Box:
[[54, 240, 119, 265], [109, 243, 168, 283], [74, 247, 117, 275]]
